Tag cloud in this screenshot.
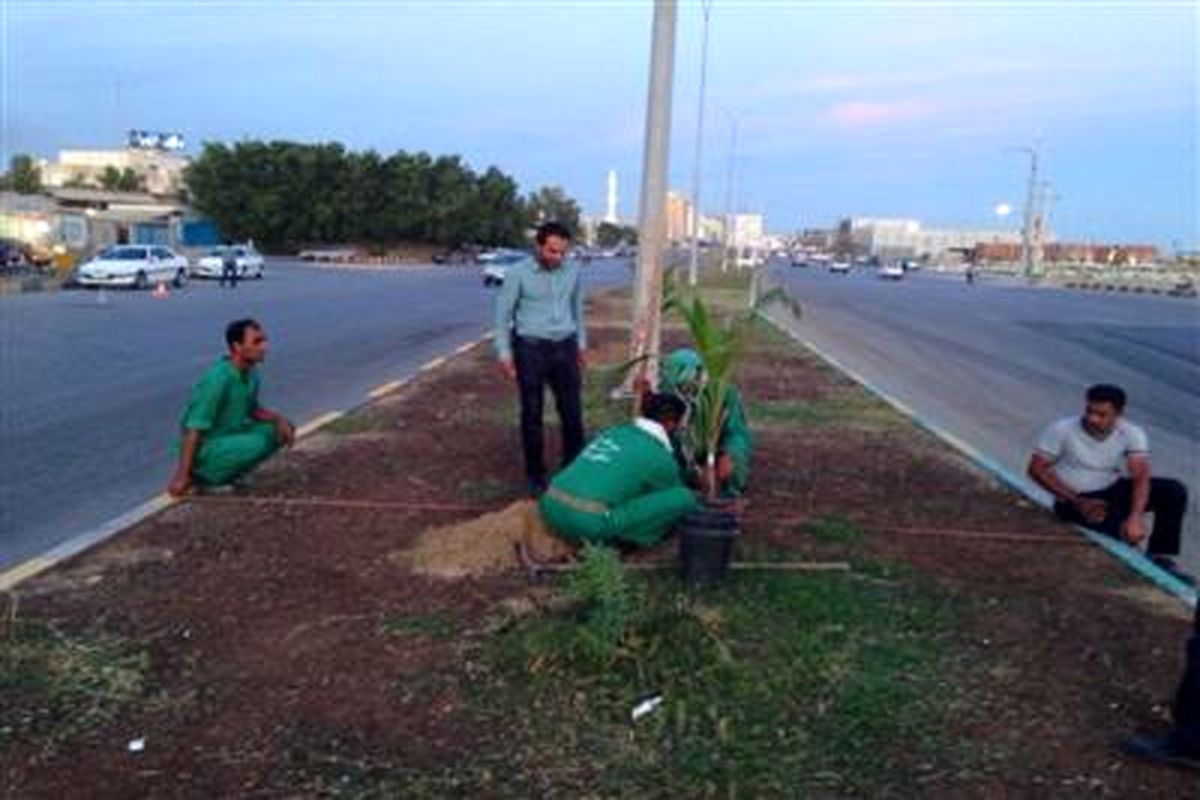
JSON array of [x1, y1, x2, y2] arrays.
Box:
[[823, 99, 938, 129]]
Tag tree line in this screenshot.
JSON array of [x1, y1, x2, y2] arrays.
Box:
[[183, 141, 582, 252]]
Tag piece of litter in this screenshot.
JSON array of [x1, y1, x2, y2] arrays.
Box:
[[631, 695, 663, 722], [127, 738, 145, 753]]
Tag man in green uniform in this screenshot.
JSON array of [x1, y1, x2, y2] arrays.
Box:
[[658, 348, 752, 497], [167, 318, 294, 496], [537, 393, 698, 548]]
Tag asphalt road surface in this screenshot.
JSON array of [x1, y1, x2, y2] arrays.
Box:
[[0, 258, 631, 569], [770, 263, 1199, 576]]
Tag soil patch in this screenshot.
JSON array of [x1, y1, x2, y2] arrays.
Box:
[[2, 284, 1194, 798]]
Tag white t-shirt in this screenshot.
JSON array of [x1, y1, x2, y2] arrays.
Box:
[[1034, 416, 1149, 494]]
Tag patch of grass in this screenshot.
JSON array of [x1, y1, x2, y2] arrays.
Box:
[[807, 515, 865, 546], [0, 619, 148, 753], [459, 566, 969, 797], [454, 476, 511, 503], [378, 613, 459, 642], [748, 392, 899, 430]]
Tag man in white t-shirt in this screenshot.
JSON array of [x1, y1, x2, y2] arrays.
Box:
[[1027, 383, 1190, 580]]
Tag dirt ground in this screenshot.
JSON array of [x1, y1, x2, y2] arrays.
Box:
[[2, 289, 1195, 798]]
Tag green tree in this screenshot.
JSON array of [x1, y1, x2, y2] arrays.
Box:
[[116, 168, 142, 192], [526, 185, 581, 235], [98, 166, 122, 191], [3, 154, 42, 194], [597, 222, 638, 248]]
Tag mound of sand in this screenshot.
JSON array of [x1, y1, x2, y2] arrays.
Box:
[[392, 500, 576, 579]]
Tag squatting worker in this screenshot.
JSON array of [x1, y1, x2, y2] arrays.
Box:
[[167, 318, 295, 496], [537, 393, 699, 549], [658, 348, 752, 497], [1027, 383, 1190, 582], [493, 221, 586, 496]]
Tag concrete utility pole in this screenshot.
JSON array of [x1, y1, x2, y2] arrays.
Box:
[[1016, 143, 1040, 278], [628, 0, 678, 395], [687, 0, 713, 287], [721, 112, 738, 272]]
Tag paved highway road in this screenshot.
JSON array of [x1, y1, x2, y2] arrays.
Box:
[[770, 263, 1200, 575], [0, 258, 630, 569]]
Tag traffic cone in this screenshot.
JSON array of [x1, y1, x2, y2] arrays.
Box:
[[153, 281, 169, 299]]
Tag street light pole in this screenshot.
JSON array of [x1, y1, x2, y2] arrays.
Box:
[[628, 0, 678, 396], [687, 0, 713, 287]]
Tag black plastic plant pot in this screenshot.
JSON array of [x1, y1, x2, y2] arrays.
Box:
[[677, 507, 739, 588]]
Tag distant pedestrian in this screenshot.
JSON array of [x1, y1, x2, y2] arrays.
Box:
[[1118, 603, 1199, 770], [1027, 383, 1191, 582], [219, 243, 239, 288], [167, 318, 294, 496], [494, 221, 587, 496]]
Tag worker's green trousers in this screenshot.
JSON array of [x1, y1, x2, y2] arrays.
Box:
[[192, 422, 279, 486], [538, 487, 698, 548]]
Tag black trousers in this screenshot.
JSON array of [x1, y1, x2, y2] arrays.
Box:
[[1053, 477, 1188, 557], [513, 334, 584, 485], [1177, 604, 1200, 748], [220, 263, 239, 287]]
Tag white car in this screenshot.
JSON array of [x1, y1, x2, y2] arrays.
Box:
[[829, 261, 851, 274], [76, 245, 190, 289], [192, 244, 265, 279], [879, 262, 905, 280]]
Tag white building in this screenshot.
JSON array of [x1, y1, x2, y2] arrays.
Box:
[[839, 217, 1025, 262], [729, 213, 765, 249], [41, 148, 189, 197]]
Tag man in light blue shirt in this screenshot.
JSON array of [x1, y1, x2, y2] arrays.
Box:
[[494, 221, 587, 495]]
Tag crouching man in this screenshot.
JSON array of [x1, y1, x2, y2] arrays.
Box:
[[537, 393, 698, 549], [167, 318, 294, 496], [1027, 383, 1190, 582]]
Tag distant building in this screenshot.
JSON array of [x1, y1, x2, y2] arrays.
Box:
[[729, 213, 765, 249], [838, 217, 1023, 262], [665, 190, 694, 244], [41, 147, 189, 197], [975, 241, 1158, 266]]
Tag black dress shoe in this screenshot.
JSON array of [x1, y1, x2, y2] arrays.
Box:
[[1118, 732, 1200, 770]]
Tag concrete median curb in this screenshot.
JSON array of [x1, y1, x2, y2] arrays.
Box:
[[0, 334, 491, 593], [758, 303, 1197, 609]]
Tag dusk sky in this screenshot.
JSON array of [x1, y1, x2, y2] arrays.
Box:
[[4, 1, 1196, 247]]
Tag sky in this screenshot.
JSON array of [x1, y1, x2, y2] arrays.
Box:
[[2, 0, 1196, 248]]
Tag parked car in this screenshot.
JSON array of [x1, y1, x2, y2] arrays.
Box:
[[829, 260, 851, 275], [192, 244, 264, 279], [76, 245, 190, 289], [879, 262, 905, 280], [480, 249, 528, 286]]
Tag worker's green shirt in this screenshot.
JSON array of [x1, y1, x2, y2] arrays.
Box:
[[181, 357, 260, 436], [552, 420, 684, 504]]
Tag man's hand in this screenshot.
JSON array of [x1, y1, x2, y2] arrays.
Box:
[[577, 349, 588, 370], [499, 358, 517, 381], [275, 418, 296, 447], [1121, 515, 1147, 546], [1073, 497, 1108, 524], [715, 453, 734, 483], [167, 471, 192, 498]]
